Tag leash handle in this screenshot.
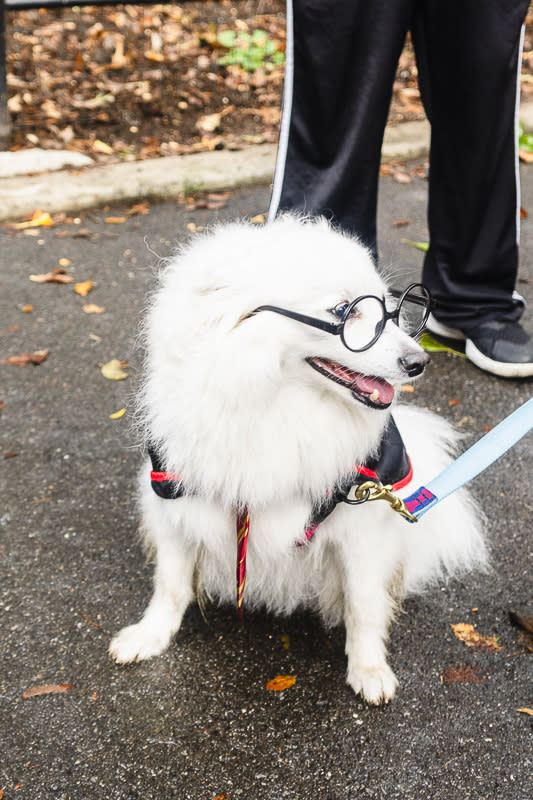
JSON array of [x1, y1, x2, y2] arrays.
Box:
[[403, 396, 533, 521]]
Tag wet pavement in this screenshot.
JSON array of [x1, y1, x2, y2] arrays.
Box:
[[1, 173, 532, 800]]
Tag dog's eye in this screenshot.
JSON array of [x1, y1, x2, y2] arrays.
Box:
[[331, 302, 350, 319]]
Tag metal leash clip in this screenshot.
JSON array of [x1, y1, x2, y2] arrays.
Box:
[[350, 480, 418, 523]]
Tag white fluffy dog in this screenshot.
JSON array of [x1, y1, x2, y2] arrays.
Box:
[[109, 215, 487, 704]]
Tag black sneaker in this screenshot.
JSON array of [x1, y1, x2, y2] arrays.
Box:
[[426, 313, 533, 378]]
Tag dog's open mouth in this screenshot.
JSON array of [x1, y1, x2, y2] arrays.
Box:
[[306, 357, 395, 409]]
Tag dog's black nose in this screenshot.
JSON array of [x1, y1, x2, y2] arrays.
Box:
[[399, 350, 430, 377]]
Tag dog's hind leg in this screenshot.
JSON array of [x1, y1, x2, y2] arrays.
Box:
[[337, 528, 401, 704], [109, 521, 196, 664]]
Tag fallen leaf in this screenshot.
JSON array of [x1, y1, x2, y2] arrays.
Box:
[[81, 303, 105, 314], [448, 398, 461, 407], [144, 49, 165, 63], [250, 213, 266, 224], [186, 222, 204, 233], [519, 149, 533, 163], [4, 450, 18, 459], [281, 634, 290, 650], [29, 268, 74, 284], [393, 171, 412, 184], [110, 34, 129, 69], [400, 384, 415, 392], [419, 334, 467, 358], [93, 139, 114, 155], [266, 674, 296, 691], [400, 238, 429, 252], [101, 359, 129, 381], [195, 105, 234, 134], [105, 216, 127, 224], [82, 304, 105, 314], [392, 218, 412, 227], [127, 201, 150, 217], [520, 207, 528, 219], [517, 708, 533, 716], [186, 192, 230, 211], [20, 304, 33, 313], [22, 683, 73, 699], [1, 324, 19, 335], [8, 93, 22, 112], [74, 280, 95, 297], [58, 257, 71, 267], [450, 622, 503, 652], [109, 407, 126, 419], [196, 112, 221, 133], [440, 664, 487, 684], [14, 210, 53, 230], [3, 349, 49, 366]]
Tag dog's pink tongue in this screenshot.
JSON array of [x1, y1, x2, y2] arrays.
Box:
[[352, 374, 395, 405]]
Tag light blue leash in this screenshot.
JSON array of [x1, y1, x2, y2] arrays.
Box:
[[353, 396, 533, 522], [402, 396, 533, 520]]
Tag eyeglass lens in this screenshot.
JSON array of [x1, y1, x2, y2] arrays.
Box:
[[397, 286, 430, 336], [342, 296, 384, 351]]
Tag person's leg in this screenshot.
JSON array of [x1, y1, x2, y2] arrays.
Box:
[[414, 0, 530, 334], [269, 0, 416, 259]]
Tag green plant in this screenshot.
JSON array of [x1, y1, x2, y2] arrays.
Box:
[[216, 29, 285, 73], [519, 122, 533, 153]]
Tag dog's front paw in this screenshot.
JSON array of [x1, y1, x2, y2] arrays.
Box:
[[109, 621, 173, 664], [347, 662, 399, 705]]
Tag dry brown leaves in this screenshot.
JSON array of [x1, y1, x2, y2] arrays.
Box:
[[29, 268, 74, 284], [6, 3, 287, 160], [100, 359, 129, 381], [265, 674, 296, 691], [450, 622, 503, 652], [3, 349, 49, 366], [440, 664, 488, 685], [22, 683, 73, 699], [74, 279, 95, 296]]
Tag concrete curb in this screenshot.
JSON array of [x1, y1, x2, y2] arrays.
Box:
[[0, 102, 532, 223], [0, 144, 277, 223]]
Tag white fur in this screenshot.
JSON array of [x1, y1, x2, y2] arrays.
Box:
[[109, 215, 487, 704]]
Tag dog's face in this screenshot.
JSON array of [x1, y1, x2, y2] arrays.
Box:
[[227, 216, 430, 413], [150, 215, 429, 418]]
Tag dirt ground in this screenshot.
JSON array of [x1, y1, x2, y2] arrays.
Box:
[[5, 1, 532, 165]]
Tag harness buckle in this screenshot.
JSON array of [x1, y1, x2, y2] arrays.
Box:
[[352, 480, 418, 523]]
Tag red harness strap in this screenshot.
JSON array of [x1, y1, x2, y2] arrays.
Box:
[[236, 509, 251, 622]]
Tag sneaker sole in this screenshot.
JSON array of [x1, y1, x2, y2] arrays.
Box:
[[465, 340, 533, 378], [425, 313, 465, 341]]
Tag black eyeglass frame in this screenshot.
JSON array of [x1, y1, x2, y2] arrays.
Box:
[[249, 282, 433, 353]]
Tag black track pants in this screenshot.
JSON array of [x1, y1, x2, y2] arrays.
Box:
[[269, 0, 530, 331]]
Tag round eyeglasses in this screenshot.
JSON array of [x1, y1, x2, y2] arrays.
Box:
[[249, 283, 432, 353]]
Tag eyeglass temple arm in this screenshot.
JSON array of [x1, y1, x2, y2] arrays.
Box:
[[249, 305, 342, 334], [389, 284, 435, 309]]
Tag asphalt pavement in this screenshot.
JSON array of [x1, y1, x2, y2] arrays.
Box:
[[1, 165, 532, 800]]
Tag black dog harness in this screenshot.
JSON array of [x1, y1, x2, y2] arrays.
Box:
[[148, 416, 412, 535], [148, 417, 412, 617]]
